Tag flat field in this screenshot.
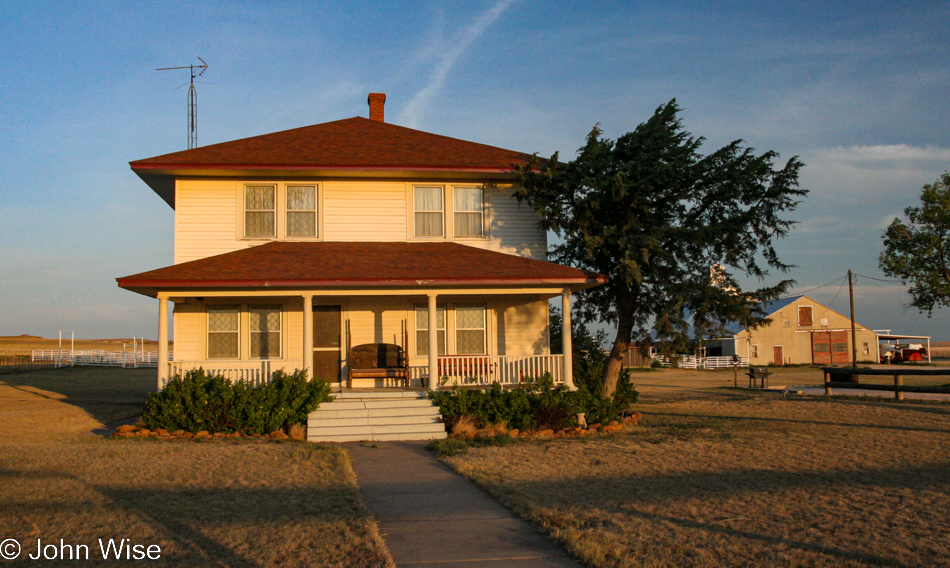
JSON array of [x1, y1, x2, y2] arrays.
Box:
[[0, 335, 168, 357], [439, 369, 950, 568], [0, 367, 392, 567]]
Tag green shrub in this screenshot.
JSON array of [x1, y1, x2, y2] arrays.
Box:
[[144, 368, 333, 434], [428, 371, 638, 431]]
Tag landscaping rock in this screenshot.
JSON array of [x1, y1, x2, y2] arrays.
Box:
[[138, 428, 151, 435], [116, 424, 136, 434], [183, 432, 194, 439], [171, 430, 184, 436], [588, 423, 601, 430], [194, 431, 210, 438], [537, 429, 554, 437], [155, 428, 169, 436], [212, 432, 226, 438], [115, 432, 134, 438], [269, 430, 289, 440], [507, 428, 519, 437], [603, 424, 623, 434]]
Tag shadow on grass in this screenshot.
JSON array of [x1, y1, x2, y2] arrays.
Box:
[[0, 367, 155, 427], [638, 403, 950, 435], [0, 463, 389, 568], [460, 459, 950, 568]]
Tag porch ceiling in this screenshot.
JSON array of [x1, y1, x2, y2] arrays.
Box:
[[117, 241, 606, 298]]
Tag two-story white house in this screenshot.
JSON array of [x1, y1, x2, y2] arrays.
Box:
[[118, 93, 605, 391]]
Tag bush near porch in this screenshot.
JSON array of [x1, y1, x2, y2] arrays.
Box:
[[428, 370, 638, 431], [144, 368, 333, 434]]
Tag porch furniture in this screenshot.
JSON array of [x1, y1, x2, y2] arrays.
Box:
[[348, 343, 409, 388]]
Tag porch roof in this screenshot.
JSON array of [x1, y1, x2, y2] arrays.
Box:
[[117, 242, 606, 297]]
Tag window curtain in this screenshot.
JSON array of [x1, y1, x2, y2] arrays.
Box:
[[455, 305, 486, 354], [415, 305, 446, 356], [250, 305, 281, 358], [208, 305, 239, 359], [414, 187, 443, 237], [286, 185, 316, 237], [454, 187, 483, 237], [245, 186, 276, 237]]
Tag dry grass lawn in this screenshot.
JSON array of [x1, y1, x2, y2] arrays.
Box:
[[441, 372, 950, 568], [0, 367, 393, 567]]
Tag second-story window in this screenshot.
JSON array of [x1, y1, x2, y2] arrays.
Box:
[[454, 186, 484, 237], [414, 186, 443, 237], [286, 185, 317, 237], [245, 185, 276, 237]]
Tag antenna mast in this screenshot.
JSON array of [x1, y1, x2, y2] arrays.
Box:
[[157, 57, 208, 149]]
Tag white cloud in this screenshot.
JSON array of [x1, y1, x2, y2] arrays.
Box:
[[799, 144, 950, 201], [398, 0, 515, 128]]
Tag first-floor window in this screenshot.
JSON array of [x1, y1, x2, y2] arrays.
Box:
[[455, 304, 486, 354], [208, 305, 239, 359], [750, 344, 759, 358], [250, 305, 281, 358], [415, 305, 446, 356]]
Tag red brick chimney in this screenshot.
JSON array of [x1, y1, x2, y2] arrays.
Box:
[[368, 93, 386, 122]]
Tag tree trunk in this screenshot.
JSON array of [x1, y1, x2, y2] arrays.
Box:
[[602, 308, 635, 398]]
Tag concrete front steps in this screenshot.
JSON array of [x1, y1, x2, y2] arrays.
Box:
[[308, 389, 447, 443]]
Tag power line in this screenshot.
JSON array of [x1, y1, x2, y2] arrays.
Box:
[[781, 276, 847, 299], [854, 273, 905, 285]]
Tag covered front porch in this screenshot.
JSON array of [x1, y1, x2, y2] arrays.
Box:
[[156, 286, 577, 390], [117, 241, 605, 392]]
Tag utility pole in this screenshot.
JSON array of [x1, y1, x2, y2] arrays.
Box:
[[157, 58, 208, 149], [848, 270, 858, 369]]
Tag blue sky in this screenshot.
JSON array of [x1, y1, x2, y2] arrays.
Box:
[[1, 1, 948, 340]]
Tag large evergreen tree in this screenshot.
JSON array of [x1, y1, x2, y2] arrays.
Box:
[[514, 100, 807, 396], [879, 172, 950, 315]]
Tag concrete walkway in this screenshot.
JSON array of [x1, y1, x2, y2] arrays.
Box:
[[347, 441, 581, 567]]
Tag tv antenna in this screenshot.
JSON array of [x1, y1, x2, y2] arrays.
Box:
[[157, 57, 208, 149]]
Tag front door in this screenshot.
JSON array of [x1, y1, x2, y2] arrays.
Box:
[[772, 346, 784, 366], [313, 305, 341, 382]]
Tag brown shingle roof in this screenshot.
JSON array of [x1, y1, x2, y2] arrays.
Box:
[[117, 242, 605, 297], [131, 117, 535, 173]]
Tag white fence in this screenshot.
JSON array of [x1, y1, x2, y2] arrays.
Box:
[[32, 350, 169, 368], [652, 355, 748, 369]]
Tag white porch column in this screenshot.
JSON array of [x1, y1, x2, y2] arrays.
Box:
[[302, 294, 313, 379], [428, 293, 438, 390], [157, 296, 169, 390], [561, 289, 575, 389]]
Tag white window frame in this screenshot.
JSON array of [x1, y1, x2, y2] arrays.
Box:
[[285, 184, 319, 238], [413, 186, 445, 238], [249, 304, 282, 360], [207, 305, 240, 360], [452, 185, 485, 238], [454, 304, 487, 355], [243, 184, 277, 238], [414, 304, 446, 357], [241, 182, 322, 240]]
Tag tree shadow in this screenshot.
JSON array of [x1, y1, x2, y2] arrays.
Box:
[[0, 367, 154, 429]]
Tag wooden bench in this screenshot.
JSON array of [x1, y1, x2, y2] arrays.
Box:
[[348, 343, 409, 388]]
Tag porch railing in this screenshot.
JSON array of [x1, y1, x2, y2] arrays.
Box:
[[410, 354, 565, 387], [166, 360, 304, 386]]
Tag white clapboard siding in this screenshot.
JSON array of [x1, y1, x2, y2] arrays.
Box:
[[173, 180, 548, 264], [172, 303, 201, 360], [175, 181, 251, 264], [499, 298, 550, 356], [322, 181, 408, 241]]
